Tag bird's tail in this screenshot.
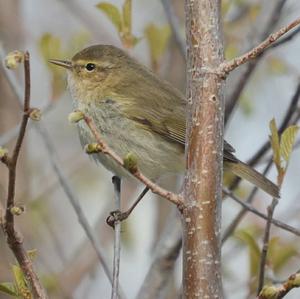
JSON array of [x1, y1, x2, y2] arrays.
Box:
[[225, 160, 280, 198]]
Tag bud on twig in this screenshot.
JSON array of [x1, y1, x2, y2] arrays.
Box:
[[68, 110, 84, 123], [0, 147, 8, 160], [29, 108, 42, 121], [84, 143, 103, 154], [10, 205, 25, 216], [123, 152, 138, 174], [4, 50, 24, 69]]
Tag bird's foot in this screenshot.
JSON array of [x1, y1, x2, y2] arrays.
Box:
[[106, 210, 130, 228]]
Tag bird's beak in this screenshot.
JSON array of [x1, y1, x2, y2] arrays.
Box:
[[48, 59, 72, 69]]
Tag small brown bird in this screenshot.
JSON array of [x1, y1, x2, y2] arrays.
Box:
[[49, 45, 279, 198]]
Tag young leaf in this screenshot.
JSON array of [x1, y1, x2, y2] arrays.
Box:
[[39, 33, 62, 65], [12, 265, 27, 291], [96, 2, 122, 32], [280, 125, 299, 163], [269, 118, 281, 171], [235, 230, 260, 277], [144, 24, 171, 69], [0, 282, 18, 296], [122, 0, 132, 32]]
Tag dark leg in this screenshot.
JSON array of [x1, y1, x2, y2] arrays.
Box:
[[107, 186, 150, 228]]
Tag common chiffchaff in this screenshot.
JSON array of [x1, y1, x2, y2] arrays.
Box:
[[49, 45, 279, 197]]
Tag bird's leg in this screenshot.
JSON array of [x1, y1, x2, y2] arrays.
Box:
[[106, 186, 150, 228]]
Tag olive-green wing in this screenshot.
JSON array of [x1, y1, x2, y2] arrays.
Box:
[[117, 59, 238, 162], [124, 101, 238, 163]]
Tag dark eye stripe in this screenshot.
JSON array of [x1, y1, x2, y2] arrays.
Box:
[[85, 63, 96, 71]]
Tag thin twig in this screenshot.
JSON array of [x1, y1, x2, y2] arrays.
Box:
[[106, 186, 150, 227], [225, 0, 287, 123], [1, 52, 48, 299], [223, 81, 300, 241], [222, 159, 273, 243], [223, 190, 300, 238], [0, 46, 126, 297], [248, 82, 300, 166], [270, 26, 300, 50], [111, 176, 121, 299], [83, 115, 183, 207], [257, 196, 279, 295], [161, 0, 185, 59], [221, 17, 300, 75], [36, 124, 128, 298]]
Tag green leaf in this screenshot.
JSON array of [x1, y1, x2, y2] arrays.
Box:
[[267, 237, 298, 273], [269, 118, 281, 171], [235, 230, 260, 277], [39, 33, 62, 63], [0, 282, 18, 296], [122, 0, 132, 32], [280, 125, 299, 163], [96, 2, 122, 32], [12, 265, 27, 291], [144, 23, 171, 68]]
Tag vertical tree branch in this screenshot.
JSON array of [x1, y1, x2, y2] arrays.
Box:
[[2, 52, 48, 299], [183, 1, 224, 298], [111, 176, 121, 299]]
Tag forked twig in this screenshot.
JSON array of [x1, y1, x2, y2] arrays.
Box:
[[1, 52, 48, 299]]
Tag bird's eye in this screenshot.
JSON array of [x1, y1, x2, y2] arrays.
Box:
[[85, 63, 96, 71]]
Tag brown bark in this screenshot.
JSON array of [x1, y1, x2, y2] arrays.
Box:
[[0, 0, 29, 284], [183, 1, 224, 298]]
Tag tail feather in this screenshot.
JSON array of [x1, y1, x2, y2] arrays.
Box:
[[226, 161, 280, 198]]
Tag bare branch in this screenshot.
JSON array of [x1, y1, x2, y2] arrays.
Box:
[[183, 1, 224, 297], [111, 176, 121, 299], [257, 196, 279, 294], [248, 82, 300, 166], [161, 0, 185, 59], [82, 114, 183, 207], [220, 17, 300, 75], [225, 0, 287, 123], [1, 51, 48, 299], [270, 26, 300, 50], [223, 190, 300, 238], [222, 159, 273, 243], [223, 81, 300, 242]]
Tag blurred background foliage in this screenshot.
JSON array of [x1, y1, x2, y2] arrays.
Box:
[[1, 0, 300, 298]]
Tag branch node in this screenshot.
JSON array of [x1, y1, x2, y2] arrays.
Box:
[[4, 50, 24, 69], [28, 108, 42, 121], [68, 110, 85, 123], [0, 146, 9, 165], [10, 205, 25, 216], [84, 143, 104, 154], [123, 152, 138, 174]]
